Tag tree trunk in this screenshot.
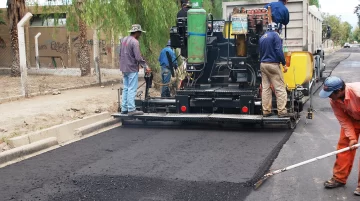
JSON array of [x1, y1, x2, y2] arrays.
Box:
[[10, 24, 20, 77], [79, 17, 91, 76]]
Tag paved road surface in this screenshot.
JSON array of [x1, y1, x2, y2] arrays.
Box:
[[246, 47, 360, 201], [0, 47, 356, 201], [0, 125, 291, 201]]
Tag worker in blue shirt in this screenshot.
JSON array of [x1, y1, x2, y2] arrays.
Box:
[[158, 40, 178, 97], [259, 22, 291, 118], [264, 0, 289, 34]]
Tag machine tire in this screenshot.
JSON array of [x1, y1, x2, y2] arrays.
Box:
[[313, 55, 322, 82]]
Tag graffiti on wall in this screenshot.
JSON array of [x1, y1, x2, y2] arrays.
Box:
[[39, 45, 47, 50], [35, 36, 118, 67], [50, 41, 68, 54], [72, 35, 111, 56]]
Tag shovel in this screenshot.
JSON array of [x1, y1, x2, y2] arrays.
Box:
[[254, 143, 360, 190]]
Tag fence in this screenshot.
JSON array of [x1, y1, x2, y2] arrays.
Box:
[[0, 25, 125, 101]]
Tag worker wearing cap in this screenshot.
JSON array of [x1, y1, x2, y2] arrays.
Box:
[[119, 24, 151, 116], [159, 40, 178, 97], [319, 76, 360, 195], [259, 22, 290, 118], [264, 0, 289, 35]]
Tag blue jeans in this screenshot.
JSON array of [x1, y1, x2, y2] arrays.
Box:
[[121, 72, 138, 112], [161, 66, 171, 97]]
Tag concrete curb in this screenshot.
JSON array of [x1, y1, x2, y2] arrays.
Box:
[[0, 137, 58, 164], [74, 118, 121, 136], [8, 112, 111, 148], [1, 113, 122, 166]]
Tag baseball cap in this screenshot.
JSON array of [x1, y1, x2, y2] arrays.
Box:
[[319, 76, 344, 98]]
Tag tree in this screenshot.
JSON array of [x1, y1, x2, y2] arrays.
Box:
[[75, 0, 91, 76], [309, 0, 320, 8], [322, 13, 342, 45], [352, 27, 360, 42], [340, 21, 352, 44], [355, 2, 360, 27], [6, 0, 27, 77]]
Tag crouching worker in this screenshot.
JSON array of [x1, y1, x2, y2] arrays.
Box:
[[259, 22, 291, 118], [319, 76, 360, 196], [119, 24, 151, 116], [158, 40, 178, 97]]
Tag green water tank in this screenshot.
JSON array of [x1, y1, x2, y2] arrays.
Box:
[[187, 0, 207, 64]]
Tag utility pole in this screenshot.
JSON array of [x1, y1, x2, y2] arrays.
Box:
[[35, 32, 41, 69], [18, 12, 33, 97]]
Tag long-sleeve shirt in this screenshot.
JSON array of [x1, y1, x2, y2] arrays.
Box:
[[259, 31, 286, 66], [158, 46, 178, 68], [264, 1, 290, 30], [119, 36, 147, 73], [177, 7, 189, 18], [330, 82, 360, 141]]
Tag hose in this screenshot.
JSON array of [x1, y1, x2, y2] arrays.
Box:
[[246, 63, 256, 86]]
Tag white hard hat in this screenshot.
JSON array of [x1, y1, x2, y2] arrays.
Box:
[[267, 22, 278, 31]]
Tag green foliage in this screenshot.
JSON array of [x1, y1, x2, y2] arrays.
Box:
[[322, 13, 353, 45], [36, 0, 218, 72], [352, 27, 360, 42], [0, 10, 5, 25], [355, 3, 360, 27], [309, 0, 320, 8], [340, 21, 352, 43]]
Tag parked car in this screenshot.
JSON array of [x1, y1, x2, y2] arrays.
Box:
[[344, 43, 350, 48]]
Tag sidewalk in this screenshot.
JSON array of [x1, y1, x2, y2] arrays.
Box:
[[324, 46, 341, 56], [0, 77, 159, 152]]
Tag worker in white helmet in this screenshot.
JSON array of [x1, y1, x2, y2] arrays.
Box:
[[259, 22, 291, 118]]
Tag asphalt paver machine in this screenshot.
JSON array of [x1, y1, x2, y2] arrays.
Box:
[[113, 0, 321, 129]]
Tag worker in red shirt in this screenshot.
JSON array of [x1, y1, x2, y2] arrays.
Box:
[[319, 76, 360, 196]]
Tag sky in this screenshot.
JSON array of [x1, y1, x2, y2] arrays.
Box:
[[319, 0, 359, 30], [0, 0, 359, 29]]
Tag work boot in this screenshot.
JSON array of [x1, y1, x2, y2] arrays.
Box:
[[128, 110, 144, 116], [278, 113, 294, 118], [354, 188, 360, 196], [263, 113, 274, 117], [324, 178, 345, 189]]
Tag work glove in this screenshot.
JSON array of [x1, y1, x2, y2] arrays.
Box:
[[283, 65, 288, 73], [349, 140, 358, 150]]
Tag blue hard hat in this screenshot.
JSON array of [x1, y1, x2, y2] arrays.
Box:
[[319, 76, 344, 98], [167, 39, 171, 46]]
